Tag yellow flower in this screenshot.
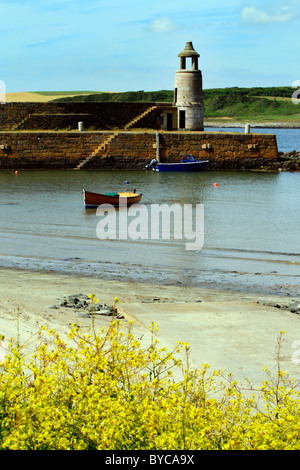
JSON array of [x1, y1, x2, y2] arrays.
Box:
[[1, 303, 300, 450]]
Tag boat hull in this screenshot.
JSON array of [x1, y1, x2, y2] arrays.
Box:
[[83, 190, 142, 209], [155, 160, 208, 172]]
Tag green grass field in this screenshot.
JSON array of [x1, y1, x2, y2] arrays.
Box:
[[7, 87, 300, 124], [50, 87, 300, 124]]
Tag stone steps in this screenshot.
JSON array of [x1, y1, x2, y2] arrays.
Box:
[[74, 132, 119, 170], [74, 107, 158, 169], [124, 106, 158, 129]]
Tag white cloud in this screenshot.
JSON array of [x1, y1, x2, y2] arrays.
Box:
[[149, 17, 178, 33], [241, 5, 295, 23]]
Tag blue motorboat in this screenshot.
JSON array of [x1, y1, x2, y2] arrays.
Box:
[[148, 154, 208, 172]]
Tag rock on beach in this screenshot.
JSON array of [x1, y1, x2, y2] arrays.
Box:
[[50, 294, 124, 319]]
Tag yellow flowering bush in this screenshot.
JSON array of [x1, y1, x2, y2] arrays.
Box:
[[1, 307, 300, 450]]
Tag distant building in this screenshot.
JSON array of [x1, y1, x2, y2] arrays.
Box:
[[160, 41, 204, 131], [174, 41, 204, 131]]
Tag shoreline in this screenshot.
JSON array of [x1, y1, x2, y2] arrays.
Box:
[[1, 266, 299, 387], [204, 120, 300, 129], [1, 250, 299, 299]]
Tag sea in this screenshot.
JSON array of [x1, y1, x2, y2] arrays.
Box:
[[0, 127, 299, 296]]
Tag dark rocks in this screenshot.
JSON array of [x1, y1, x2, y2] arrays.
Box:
[[53, 294, 124, 319], [278, 150, 300, 161], [206, 150, 300, 172], [290, 301, 300, 314], [260, 299, 300, 315], [140, 297, 202, 304], [203, 156, 300, 172], [277, 151, 300, 171]]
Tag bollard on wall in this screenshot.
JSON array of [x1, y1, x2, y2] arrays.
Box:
[[156, 131, 160, 162], [78, 121, 84, 132], [245, 123, 250, 134]]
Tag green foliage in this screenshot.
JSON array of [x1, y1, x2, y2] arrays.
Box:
[[203, 87, 298, 119], [203, 86, 294, 99], [51, 86, 299, 122], [52, 90, 174, 103], [51, 86, 294, 103]]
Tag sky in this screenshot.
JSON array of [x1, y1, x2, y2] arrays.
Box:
[[1, 0, 300, 92]]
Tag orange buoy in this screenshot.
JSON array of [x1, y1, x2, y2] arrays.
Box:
[[15, 170, 18, 175], [213, 182, 218, 187]]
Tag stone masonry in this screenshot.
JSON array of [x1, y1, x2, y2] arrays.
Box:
[[0, 130, 278, 170]]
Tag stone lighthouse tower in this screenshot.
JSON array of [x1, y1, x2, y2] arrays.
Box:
[[174, 41, 204, 131]]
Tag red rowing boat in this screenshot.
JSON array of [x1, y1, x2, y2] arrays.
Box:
[[83, 190, 142, 209]]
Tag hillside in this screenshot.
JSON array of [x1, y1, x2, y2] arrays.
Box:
[[5, 87, 300, 124], [203, 87, 300, 124], [51, 86, 300, 124], [4, 91, 101, 102]]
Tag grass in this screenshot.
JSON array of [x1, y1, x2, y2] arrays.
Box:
[[33, 91, 105, 96], [203, 89, 300, 123], [5, 87, 300, 124], [50, 87, 300, 124], [4, 91, 108, 103]]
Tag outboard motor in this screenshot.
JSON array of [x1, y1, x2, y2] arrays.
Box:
[[145, 158, 157, 169]]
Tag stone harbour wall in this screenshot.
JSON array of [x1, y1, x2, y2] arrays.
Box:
[[158, 131, 278, 170], [0, 132, 110, 169], [0, 130, 279, 170], [0, 102, 162, 131]]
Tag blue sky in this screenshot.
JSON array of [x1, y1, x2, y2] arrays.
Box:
[[1, 0, 300, 92]]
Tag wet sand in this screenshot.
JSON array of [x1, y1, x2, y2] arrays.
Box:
[[0, 267, 300, 388]]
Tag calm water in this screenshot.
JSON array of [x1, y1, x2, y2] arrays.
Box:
[[205, 126, 300, 153], [0, 161, 299, 295]]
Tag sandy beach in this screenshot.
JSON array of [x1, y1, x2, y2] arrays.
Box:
[[1, 266, 300, 389]]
